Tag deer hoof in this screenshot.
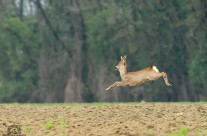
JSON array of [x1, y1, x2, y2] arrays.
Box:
[[105, 87, 110, 90], [167, 83, 172, 86]]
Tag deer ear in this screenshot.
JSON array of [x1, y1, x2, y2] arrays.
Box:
[[123, 56, 126, 59], [121, 56, 123, 59]]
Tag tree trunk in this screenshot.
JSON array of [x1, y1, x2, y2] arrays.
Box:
[[64, 0, 88, 102]]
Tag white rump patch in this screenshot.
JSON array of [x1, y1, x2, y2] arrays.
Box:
[[153, 66, 159, 73]]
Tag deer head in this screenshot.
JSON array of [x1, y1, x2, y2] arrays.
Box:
[[115, 56, 127, 74]]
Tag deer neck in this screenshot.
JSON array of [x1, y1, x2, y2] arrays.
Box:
[[119, 67, 128, 78]]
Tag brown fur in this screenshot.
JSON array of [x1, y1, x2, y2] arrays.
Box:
[[106, 56, 172, 90]]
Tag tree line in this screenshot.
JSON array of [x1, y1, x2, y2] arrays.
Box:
[[0, 0, 206, 102]]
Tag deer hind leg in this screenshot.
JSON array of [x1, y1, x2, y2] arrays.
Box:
[[161, 72, 172, 86], [105, 81, 128, 90]]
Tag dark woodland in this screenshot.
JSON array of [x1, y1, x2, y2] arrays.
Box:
[[0, 0, 207, 102]]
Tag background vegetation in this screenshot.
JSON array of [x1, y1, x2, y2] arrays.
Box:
[[0, 0, 206, 103]]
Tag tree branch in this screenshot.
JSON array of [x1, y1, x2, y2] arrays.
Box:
[[32, 0, 73, 58]]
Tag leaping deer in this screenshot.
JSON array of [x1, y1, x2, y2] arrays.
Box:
[[106, 56, 172, 90]]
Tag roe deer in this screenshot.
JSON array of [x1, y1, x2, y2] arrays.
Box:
[[106, 56, 172, 90]]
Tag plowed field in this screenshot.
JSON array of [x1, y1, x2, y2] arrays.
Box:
[[0, 103, 207, 136]]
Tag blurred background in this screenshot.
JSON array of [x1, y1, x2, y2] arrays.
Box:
[[0, 0, 206, 103]]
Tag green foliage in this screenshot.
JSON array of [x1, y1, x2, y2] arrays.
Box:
[[0, 0, 207, 102], [189, 52, 207, 93], [45, 124, 55, 130], [25, 128, 32, 134], [44, 118, 70, 131], [196, 129, 207, 135], [0, 16, 40, 102], [61, 124, 71, 128], [173, 127, 188, 136]]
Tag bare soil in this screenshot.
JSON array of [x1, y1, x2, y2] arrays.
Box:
[[0, 103, 207, 136]]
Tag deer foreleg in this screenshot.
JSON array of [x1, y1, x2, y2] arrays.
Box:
[[106, 81, 128, 90]]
